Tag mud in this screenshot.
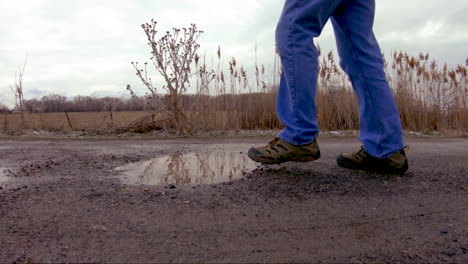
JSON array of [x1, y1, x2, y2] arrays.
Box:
[[0, 137, 467, 263]]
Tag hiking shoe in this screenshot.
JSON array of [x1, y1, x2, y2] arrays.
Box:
[[248, 138, 320, 164], [337, 147, 408, 174]]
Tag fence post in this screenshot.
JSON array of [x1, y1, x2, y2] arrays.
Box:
[[65, 112, 73, 130]]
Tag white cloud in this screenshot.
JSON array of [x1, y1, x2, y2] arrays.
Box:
[[417, 21, 444, 39]]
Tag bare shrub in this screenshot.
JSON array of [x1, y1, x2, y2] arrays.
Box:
[[131, 20, 203, 130], [10, 57, 27, 123]]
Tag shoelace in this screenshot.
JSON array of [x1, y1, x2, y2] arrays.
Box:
[[267, 138, 280, 147], [353, 147, 367, 161], [266, 138, 289, 154]]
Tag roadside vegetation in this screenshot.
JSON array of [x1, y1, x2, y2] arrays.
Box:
[[2, 21, 467, 135]]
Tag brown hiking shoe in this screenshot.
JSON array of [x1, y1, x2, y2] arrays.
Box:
[[337, 147, 408, 174], [248, 138, 320, 164]]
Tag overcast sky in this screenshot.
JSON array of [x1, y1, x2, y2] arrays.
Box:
[[1, 0, 467, 106]]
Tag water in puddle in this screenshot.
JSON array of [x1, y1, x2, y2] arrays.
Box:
[[115, 151, 258, 185]]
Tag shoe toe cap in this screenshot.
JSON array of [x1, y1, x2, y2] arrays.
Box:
[[248, 147, 262, 158]]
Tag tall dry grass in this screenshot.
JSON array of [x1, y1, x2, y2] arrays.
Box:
[[389, 51, 468, 132], [181, 47, 467, 133], [186, 47, 282, 131], [128, 21, 466, 134]]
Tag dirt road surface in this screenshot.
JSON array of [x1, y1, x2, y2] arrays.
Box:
[[0, 137, 467, 263]]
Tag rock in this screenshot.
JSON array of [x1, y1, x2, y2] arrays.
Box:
[[88, 192, 105, 198], [91, 225, 108, 231]]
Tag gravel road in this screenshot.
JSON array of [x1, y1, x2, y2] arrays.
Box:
[[0, 137, 467, 263]]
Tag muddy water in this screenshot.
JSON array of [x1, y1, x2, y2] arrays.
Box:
[[115, 151, 258, 185]]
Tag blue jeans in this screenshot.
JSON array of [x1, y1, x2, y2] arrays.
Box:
[[275, 0, 405, 158]]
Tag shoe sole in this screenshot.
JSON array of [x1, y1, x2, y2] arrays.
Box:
[[248, 148, 320, 165], [337, 156, 409, 174]]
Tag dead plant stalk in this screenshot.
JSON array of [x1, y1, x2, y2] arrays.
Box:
[[132, 20, 203, 129]]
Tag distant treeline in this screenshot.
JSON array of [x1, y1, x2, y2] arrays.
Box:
[[1, 93, 272, 114], [3, 94, 150, 113]]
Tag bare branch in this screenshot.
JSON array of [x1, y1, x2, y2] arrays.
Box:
[[131, 21, 203, 128]]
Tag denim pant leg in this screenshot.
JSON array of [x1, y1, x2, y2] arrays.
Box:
[[275, 0, 342, 146], [331, 0, 405, 158]]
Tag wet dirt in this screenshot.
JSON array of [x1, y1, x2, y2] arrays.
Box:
[[0, 137, 467, 263], [115, 151, 258, 185]]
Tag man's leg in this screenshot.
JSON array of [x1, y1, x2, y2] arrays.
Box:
[[248, 0, 342, 164], [331, 0, 405, 158], [275, 0, 342, 146]]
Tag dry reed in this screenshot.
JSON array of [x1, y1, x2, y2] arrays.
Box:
[[127, 21, 467, 134], [181, 47, 467, 133]]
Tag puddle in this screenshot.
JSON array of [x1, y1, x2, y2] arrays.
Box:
[[0, 168, 11, 184], [115, 151, 258, 185]]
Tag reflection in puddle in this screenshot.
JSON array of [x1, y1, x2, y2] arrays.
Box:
[[115, 151, 258, 185]]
